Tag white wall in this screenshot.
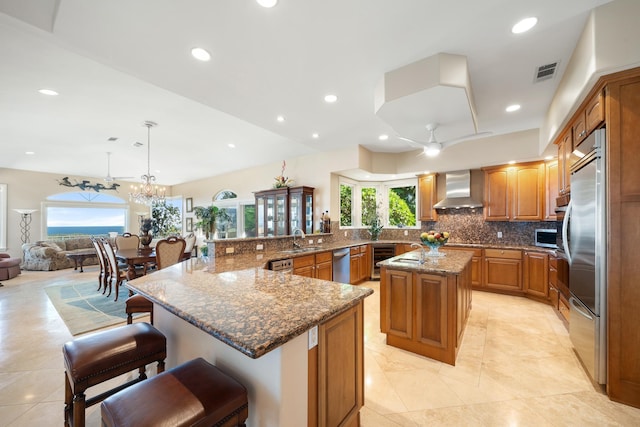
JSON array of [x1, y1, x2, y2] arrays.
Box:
[[541, 0, 640, 150]]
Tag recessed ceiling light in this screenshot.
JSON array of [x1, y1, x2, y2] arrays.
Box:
[[324, 94, 338, 103], [312, 133, 319, 139], [545, 155, 553, 160], [378, 134, 389, 141], [512, 17, 538, 34], [38, 89, 58, 96], [256, 0, 278, 7], [228, 143, 236, 148], [506, 104, 521, 112], [191, 47, 211, 61], [277, 115, 285, 122], [25, 151, 35, 155], [508, 160, 516, 165]]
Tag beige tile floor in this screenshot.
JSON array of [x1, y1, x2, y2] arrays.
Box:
[[1, 269, 639, 426]]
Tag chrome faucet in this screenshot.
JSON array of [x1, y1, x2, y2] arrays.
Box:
[[411, 242, 426, 264], [292, 228, 306, 248]]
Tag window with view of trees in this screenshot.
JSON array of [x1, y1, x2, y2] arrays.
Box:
[[338, 178, 418, 229]]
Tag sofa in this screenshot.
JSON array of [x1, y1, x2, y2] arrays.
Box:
[[0, 253, 21, 280], [22, 237, 99, 271]]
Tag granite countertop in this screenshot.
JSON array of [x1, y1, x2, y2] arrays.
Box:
[[377, 249, 474, 274], [126, 260, 373, 359]]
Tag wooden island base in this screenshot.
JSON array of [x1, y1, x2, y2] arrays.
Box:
[[379, 251, 473, 366]]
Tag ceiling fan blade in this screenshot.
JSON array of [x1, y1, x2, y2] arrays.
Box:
[[397, 136, 425, 148]]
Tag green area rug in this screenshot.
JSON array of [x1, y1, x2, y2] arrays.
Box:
[[45, 281, 135, 335]]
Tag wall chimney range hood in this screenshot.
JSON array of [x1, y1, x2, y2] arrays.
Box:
[[433, 170, 483, 209]]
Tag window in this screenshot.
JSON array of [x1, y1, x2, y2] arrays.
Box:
[[211, 190, 256, 238], [338, 177, 418, 229], [45, 192, 128, 239]]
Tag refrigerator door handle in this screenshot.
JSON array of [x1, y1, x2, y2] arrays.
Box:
[[570, 296, 594, 320], [562, 200, 572, 263]]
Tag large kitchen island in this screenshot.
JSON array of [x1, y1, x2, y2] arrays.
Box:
[[126, 256, 373, 427], [378, 249, 473, 366]]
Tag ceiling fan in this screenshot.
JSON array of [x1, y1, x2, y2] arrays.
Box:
[[398, 123, 491, 157], [103, 152, 134, 183]]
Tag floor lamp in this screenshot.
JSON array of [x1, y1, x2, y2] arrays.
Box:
[[14, 209, 37, 244]]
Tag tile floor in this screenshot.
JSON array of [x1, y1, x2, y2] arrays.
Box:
[[1, 269, 639, 426]]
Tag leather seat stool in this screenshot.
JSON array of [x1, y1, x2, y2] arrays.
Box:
[[101, 357, 248, 427], [125, 294, 154, 324], [63, 322, 166, 427]]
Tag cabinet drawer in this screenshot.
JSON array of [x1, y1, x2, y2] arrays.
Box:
[[315, 251, 332, 264], [293, 254, 315, 268], [549, 266, 557, 286], [549, 256, 557, 268], [443, 247, 482, 257], [484, 248, 521, 260], [350, 247, 359, 256], [359, 245, 368, 254]]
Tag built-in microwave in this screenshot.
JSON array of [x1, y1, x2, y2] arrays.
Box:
[[534, 229, 558, 248]]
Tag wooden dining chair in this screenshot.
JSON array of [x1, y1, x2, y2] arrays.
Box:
[[115, 233, 140, 250], [90, 237, 110, 294], [182, 232, 197, 260], [126, 237, 186, 324], [101, 238, 128, 301]]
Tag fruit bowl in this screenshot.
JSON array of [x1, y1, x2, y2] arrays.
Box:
[[420, 231, 450, 257]]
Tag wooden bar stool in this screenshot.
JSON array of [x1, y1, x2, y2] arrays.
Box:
[[63, 323, 166, 427], [101, 357, 248, 427]]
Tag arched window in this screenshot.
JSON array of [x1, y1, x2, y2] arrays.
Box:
[[44, 191, 128, 239]]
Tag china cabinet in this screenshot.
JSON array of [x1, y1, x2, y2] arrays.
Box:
[[255, 186, 314, 237]]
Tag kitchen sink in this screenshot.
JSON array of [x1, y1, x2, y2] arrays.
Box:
[[392, 257, 422, 263], [280, 246, 322, 254]]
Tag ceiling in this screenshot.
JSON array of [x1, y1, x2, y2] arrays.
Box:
[[0, 0, 612, 185]]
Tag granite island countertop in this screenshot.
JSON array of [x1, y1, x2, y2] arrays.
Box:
[[377, 249, 474, 274], [126, 259, 373, 359]]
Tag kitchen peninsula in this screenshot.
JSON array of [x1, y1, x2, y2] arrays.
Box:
[[378, 249, 473, 365], [126, 256, 372, 427]]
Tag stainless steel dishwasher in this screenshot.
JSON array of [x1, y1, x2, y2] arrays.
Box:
[[332, 248, 351, 283]]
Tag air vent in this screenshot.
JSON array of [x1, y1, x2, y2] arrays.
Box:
[[107, 137, 118, 142], [132, 141, 143, 148], [534, 61, 559, 83]]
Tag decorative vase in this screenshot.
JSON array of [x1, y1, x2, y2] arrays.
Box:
[[140, 232, 152, 248], [423, 241, 445, 257]]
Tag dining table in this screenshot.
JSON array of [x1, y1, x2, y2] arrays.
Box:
[[115, 248, 156, 281]]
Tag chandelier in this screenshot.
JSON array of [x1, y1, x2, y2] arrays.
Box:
[[129, 121, 166, 206]]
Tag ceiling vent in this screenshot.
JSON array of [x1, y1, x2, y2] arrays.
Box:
[[534, 61, 559, 83], [107, 137, 118, 142]]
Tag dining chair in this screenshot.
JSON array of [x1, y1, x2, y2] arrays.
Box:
[[115, 233, 140, 250], [126, 236, 186, 324], [101, 238, 128, 301], [90, 236, 110, 294], [182, 232, 197, 260]]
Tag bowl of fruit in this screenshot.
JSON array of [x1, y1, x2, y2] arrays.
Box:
[[420, 230, 450, 257]]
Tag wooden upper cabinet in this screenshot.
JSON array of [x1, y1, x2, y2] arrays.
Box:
[[483, 167, 510, 221], [545, 160, 559, 221], [585, 89, 604, 134], [512, 162, 544, 221], [418, 173, 437, 221], [484, 162, 544, 221], [556, 129, 572, 199], [572, 110, 587, 147]]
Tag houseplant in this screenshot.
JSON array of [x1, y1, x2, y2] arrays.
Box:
[[193, 205, 231, 240], [139, 218, 154, 248]]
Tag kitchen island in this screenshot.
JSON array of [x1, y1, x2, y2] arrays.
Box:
[[378, 249, 473, 365], [126, 257, 373, 427]]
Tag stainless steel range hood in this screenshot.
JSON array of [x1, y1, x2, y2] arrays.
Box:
[[433, 170, 483, 209]]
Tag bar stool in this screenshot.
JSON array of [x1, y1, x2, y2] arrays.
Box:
[[63, 323, 166, 427], [101, 357, 248, 427]]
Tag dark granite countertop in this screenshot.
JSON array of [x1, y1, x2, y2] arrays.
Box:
[[126, 260, 372, 359], [376, 249, 474, 274]]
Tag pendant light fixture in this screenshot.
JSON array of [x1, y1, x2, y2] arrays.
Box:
[[129, 121, 166, 205]]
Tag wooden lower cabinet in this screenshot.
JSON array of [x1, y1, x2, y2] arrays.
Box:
[[349, 245, 369, 284], [442, 247, 483, 288], [308, 301, 364, 427], [523, 251, 549, 300], [380, 264, 471, 366], [483, 249, 522, 293], [294, 252, 333, 280]]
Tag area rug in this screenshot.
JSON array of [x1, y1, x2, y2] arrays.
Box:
[[45, 281, 135, 335]]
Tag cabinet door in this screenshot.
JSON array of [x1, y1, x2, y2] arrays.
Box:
[[524, 251, 549, 299], [557, 130, 572, 197], [293, 254, 315, 278], [572, 111, 587, 146], [418, 174, 437, 221], [266, 194, 275, 236], [315, 252, 333, 281], [316, 302, 363, 427], [545, 160, 558, 221], [585, 90, 604, 133], [256, 196, 265, 236], [349, 254, 360, 284], [381, 269, 413, 338], [414, 273, 448, 349], [275, 193, 287, 236], [484, 168, 510, 220], [484, 249, 522, 292], [512, 163, 544, 221]]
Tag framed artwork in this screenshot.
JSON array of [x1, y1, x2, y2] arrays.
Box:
[[186, 197, 193, 213], [186, 217, 193, 232]]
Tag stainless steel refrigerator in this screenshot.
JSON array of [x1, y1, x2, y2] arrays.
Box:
[[563, 128, 607, 385]]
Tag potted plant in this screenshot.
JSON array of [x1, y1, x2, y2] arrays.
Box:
[[193, 205, 231, 240], [140, 218, 154, 248]]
